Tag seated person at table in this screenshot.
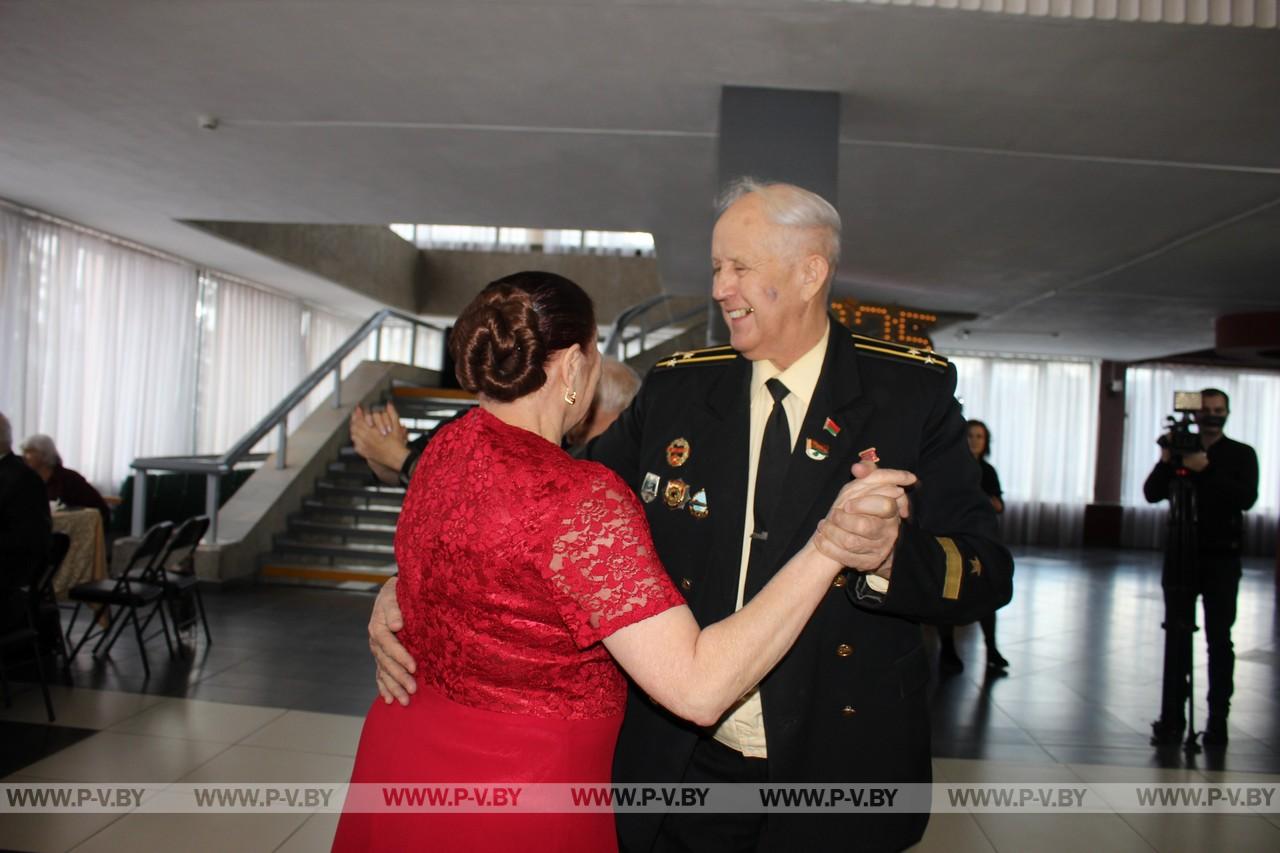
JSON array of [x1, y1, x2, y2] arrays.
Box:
[[21, 434, 110, 526], [1, 413, 52, 631]]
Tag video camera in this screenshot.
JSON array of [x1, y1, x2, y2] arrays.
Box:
[[1157, 391, 1203, 464]]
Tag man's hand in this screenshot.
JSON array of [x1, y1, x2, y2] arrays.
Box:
[[351, 402, 412, 481], [813, 464, 916, 576], [1183, 451, 1209, 473], [369, 577, 418, 705]]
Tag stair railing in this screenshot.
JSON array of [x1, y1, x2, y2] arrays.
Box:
[[603, 295, 706, 359], [130, 309, 444, 542]]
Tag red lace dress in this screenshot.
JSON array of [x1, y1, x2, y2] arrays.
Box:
[[333, 407, 685, 853]]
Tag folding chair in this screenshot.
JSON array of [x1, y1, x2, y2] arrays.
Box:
[[0, 588, 56, 722], [31, 533, 73, 667], [152, 515, 212, 650], [66, 521, 173, 678]]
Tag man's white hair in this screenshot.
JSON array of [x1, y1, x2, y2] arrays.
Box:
[[21, 433, 60, 468], [0, 412, 11, 454], [716, 177, 842, 272]]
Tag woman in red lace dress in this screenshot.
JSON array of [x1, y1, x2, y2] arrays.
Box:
[[333, 272, 896, 852]]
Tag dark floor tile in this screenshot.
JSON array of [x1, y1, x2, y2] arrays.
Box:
[[0, 720, 97, 777]]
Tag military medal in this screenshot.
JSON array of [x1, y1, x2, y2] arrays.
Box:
[[805, 438, 830, 461], [823, 417, 841, 437], [663, 478, 689, 509], [641, 472, 660, 503], [666, 437, 691, 467], [859, 447, 880, 464], [688, 488, 709, 519]]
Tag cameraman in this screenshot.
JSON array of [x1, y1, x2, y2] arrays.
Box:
[[1144, 388, 1258, 747]]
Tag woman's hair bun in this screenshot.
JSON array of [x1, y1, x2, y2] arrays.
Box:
[[449, 271, 595, 402]]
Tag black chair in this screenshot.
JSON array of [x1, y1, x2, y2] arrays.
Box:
[[0, 536, 66, 723], [152, 515, 212, 650], [32, 533, 73, 667], [0, 590, 57, 722], [66, 522, 174, 678]]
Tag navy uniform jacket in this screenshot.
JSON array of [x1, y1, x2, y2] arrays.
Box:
[[586, 319, 1014, 852]]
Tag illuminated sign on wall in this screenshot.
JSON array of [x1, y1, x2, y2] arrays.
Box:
[[830, 299, 939, 349]]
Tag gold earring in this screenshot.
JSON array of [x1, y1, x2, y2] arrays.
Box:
[[564, 388, 578, 406]]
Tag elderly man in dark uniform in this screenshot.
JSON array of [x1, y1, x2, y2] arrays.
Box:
[[368, 180, 1013, 852]]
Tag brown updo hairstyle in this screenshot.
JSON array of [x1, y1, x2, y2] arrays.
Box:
[[449, 271, 596, 402]]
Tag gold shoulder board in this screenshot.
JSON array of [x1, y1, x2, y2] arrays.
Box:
[[850, 333, 949, 371], [653, 345, 738, 369]]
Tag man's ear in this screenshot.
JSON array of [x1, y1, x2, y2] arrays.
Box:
[[798, 253, 830, 303]]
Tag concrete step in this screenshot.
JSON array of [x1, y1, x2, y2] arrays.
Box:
[[258, 560, 394, 591], [270, 537, 396, 566], [286, 516, 396, 545], [300, 499, 402, 525], [314, 481, 405, 508]]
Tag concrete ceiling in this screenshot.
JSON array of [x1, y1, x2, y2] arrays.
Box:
[[1, 0, 1277, 359]]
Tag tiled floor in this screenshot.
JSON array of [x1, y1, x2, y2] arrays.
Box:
[[0, 547, 1276, 851]]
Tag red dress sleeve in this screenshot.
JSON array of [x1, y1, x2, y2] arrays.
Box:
[[543, 465, 686, 649]]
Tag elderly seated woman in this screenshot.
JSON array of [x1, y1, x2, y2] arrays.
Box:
[[21, 434, 110, 526]]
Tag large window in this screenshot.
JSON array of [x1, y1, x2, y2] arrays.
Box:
[[951, 355, 1100, 546], [390, 223, 655, 256], [1, 204, 384, 491]]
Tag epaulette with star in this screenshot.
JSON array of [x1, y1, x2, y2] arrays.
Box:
[[653, 345, 739, 369], [850, 333, 949, 372]]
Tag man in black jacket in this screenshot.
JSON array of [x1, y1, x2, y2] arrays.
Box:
[[368, 181, 1013, 851], [0, 412, 52, 631], [1144, 388, 1259, 747]]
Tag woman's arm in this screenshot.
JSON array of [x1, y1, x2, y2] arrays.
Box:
[[602, 476, 910, 727]]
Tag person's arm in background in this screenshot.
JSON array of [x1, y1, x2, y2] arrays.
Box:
[[1198, 442, 1259, 512], [1143, 435, 1179, 504], [984, 462, 1004, 515]]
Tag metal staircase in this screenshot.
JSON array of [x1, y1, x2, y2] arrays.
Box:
[[258, 388, 474, 590]]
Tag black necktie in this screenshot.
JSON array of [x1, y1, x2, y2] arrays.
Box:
[[745, 378, 791, 602]]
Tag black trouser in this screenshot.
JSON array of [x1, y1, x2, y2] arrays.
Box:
[[937, 614, 998, 652], [654, 737, 769, 853], [1159, 551, 1242, 723]]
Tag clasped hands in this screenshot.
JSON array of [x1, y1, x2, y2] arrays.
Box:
[[812, 462, 917, 581], [350, 401, 411, 483]]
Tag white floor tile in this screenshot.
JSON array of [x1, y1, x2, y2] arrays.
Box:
[[910, 812, 996, 852], [1120, 813, 1280, 853], [274, 812, 340, 853], [68, 813, 309, 853], [974, 814, 1155, 853], [239, 709, 364, 757], [934, 758, 1081, 783], [17, 731, 228, 783], [177, 744, 354, 784], [107, 698, 286, 743], [0, 686, 165, 730]]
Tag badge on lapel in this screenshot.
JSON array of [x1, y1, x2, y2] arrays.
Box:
[[663, 478, 690, 509], [641, 472, 660, 503], [666, 438, 691, 468], [805, 438, 830, 461], [823, 417, 841, 437], [859, 447, 880, 465], [688, 488, 709, 519]]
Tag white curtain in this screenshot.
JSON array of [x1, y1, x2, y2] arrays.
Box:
[[1121, 364, 1278, 555], [951, 355, 1101, 546], [195, 272, 306, 454], [0, 206, 199, 493]]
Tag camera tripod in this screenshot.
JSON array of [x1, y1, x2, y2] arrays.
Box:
[[1152, 468, 1202, 754]]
